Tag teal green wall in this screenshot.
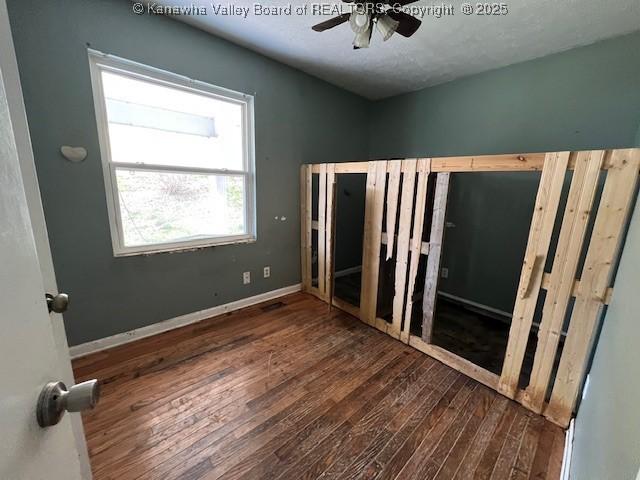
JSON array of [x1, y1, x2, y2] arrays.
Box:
[[369, 31, 640, 313], [369, 31, 640, 158], [7, 0, 369, 345]]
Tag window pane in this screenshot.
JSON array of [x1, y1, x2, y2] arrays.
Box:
[[102, 70, 244, 170], [115, 169, 246, 247]]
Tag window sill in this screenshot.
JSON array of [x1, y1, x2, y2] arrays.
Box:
[[112, 235, 256, 257]]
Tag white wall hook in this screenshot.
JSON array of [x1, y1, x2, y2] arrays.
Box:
[[60, 145, 87, 162]]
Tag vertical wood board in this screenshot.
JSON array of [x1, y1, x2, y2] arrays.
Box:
[[545, 149, 640, 426], [390, 159, 418, 338], [401, 159, 430, 343], [523, 150, 604, 413], [421, 172, 451, 343], [301, 165, 312, 291], [385, 160, 402, 260], [325, 164, 337, 308], [360, 161, 387, 325], [499, 152, 570, 399], [318, 164, 327, 296]]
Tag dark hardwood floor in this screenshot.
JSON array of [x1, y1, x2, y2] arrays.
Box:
[[73, 293, 564, 480]]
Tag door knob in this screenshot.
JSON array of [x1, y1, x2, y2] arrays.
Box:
[[37, 379, 100, 428], [46, 292, 69, 313]]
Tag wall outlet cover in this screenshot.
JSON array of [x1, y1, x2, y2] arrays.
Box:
[[263, 266, 270, 278], [243, 271, 251, 284], [441, 267, 449, 279]]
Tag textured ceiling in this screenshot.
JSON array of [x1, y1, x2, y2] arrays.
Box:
[[147, 0, 640, 99]]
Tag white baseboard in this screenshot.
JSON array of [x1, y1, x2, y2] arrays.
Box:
[[69, 283, 301, 359], [438, 291, 513, 318], [335, 265, 362, 278]]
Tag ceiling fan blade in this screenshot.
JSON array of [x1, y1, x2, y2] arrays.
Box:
[[312, 12, 351, 32], [386, 10, 421, 37]]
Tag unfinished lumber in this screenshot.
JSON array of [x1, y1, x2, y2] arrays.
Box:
[[381, 232, 429, 254], [401, 159, 431, 343], [309, 151, 624, 175], [318, 164, 327, 296], [325, 164, 337, 310], [540, 274, 613, 305], [523, 151, 604, 413], [545, 148, 640, 427], [359, 161, 387, 326], [385, 160, 402, 260], [430, 153, 546, 172], [499, 152, 570, 399], [421, 172, 451, 343], [300, 165, 312, 291], [409, 335, 499, 390], [390, 159, 418, 338]]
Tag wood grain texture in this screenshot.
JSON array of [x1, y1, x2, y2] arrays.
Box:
[[385, 160, 402, 261], [401, 159, 430, 343], [390, 159, 417, 338], [75, 293, 563, 480], [301, 165, 311, 291], [523, 151, 604, 413], [422, 172, 450, 343], [360, 161, 387, 326], [499, 152, 570, 399], [545, 148, 640, 426], [318, 164, 327, 296], [326, 164, 337, 309]]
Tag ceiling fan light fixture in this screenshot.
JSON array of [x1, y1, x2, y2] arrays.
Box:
[[349, 10, 370, 34], [376, 14, 399, 41], [353, 28, 371, 48]]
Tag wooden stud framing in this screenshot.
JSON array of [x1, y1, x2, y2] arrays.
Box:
[[300, 165, 312, 291], [302, 148, 640, 429], [360, 161, 387, 325], [309, 151, 622, 175], [385, 160, 402, 260], [317, 164, 327, 296], [390, 159, 417, 338], [410, 335, 500, 390], [421, 172, 451, 343], [499, 152, 571, 399], [540, 274, 613, 305], [522, 151, 604, 413], [325, 164, 337, 309], [401, 159, 431, 343], [544, 149, 640, 426]]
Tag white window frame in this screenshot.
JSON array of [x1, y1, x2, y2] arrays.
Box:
[[88, 49, 256, 257]]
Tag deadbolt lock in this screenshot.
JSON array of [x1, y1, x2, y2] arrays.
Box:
[[36, 379, 100, 428]]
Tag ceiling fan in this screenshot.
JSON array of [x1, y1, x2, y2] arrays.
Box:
[[311, 0, 422, 49]]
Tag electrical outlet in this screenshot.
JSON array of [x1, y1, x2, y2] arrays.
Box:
[[243, 271, 251, 285], [263, 266, 271, 278], [441, 267, 449, 279]]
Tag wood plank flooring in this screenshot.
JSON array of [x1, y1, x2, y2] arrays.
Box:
[[73, 292, 564, 480]]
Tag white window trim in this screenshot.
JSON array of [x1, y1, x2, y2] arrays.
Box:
[[87, 49, 256, 257]]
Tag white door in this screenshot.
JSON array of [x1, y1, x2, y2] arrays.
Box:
[[0, 6, 85, 480]]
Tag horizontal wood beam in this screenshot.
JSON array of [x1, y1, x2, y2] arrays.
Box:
[[409, 335, 500, 391], [307, 150, 626, 174], [540, 273, 613, 305], [381, 232, 430, 255]]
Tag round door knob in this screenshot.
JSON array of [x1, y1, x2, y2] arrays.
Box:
[[46, 293, 69, 313], [37, 379, 100, 428]]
